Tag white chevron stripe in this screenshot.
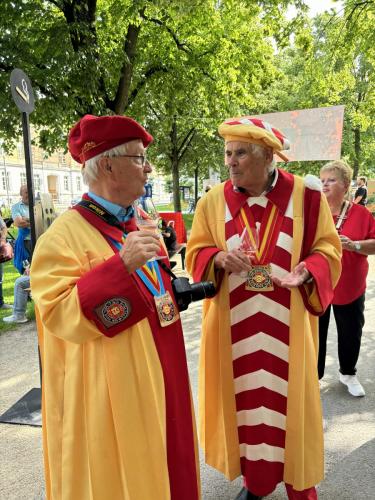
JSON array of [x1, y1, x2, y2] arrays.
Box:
[[263, 121, 274, 134], [225, 203, 233, 222], [228, 272, 247, 293], [237, 406, 286, 430], [231, 294, 290, 326], [269, 263, 289, 280], [234, 369, 288, 396], [232, 332, 289, 363], [247, 196, 268, 208], [285, 196, 293, 219], [240, 442, 285, 463], [277, 232, 293, 254]]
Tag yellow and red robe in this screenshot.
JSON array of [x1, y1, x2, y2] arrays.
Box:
[[31, 201, 200, 500], [186, 170, 341, 495]]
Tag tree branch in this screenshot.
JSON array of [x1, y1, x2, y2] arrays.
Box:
[[178, 128, 196, 162], [127, 65, 169, 107], [140, 12, 191, 53]]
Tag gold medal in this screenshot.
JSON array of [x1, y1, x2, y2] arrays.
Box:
[[245, 264, 274, 292], [154, 291, 180, 327]]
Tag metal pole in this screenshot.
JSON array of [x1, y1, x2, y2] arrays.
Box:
[[21, 112, 36, 254]]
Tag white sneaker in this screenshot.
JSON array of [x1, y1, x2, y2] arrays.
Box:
[[3, 314, 28, 324], [339, 373, 365, 397]]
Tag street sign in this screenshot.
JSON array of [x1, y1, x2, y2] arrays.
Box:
[[10, 68, 35, 114]]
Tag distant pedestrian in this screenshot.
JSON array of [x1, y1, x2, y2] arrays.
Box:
[[319, 160, 375, 396], [0, 216, 13, 310], [3, 266, 30, 324], [353, 176, 367, 205], [11, 185, 31, 273]]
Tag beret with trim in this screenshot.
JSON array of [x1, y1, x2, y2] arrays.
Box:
[[218, 116, 290, 152], [68, 114, 153, 164]]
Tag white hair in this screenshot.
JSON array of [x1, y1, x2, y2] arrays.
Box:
[[248, 143, 276, 173], [82, 142, 132, 185]]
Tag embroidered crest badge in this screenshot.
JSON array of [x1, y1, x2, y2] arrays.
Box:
[[95, 297, 131, 328]]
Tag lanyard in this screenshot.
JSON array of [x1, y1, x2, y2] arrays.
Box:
[[110, 238, 165, 297], [335, 200, 350, 232]]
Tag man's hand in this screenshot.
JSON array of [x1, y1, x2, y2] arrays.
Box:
[[214, 249, 254, 274], [271, 261, 311, 289], [119, 231, 161, 274]]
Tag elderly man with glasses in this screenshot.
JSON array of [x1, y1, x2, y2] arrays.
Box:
[[31, 115, 199, 500]]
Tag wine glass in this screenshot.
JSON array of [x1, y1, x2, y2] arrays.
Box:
[[238, 226, 259, 277], [133, 198, 165, 261]]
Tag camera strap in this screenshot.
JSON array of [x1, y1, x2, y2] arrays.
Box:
[[158, 260, 178, 281]]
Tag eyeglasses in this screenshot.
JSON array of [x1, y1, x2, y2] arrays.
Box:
[[113, 155, 147, 167]]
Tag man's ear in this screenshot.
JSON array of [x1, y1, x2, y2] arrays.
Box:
[[98, 157, 112, 173]]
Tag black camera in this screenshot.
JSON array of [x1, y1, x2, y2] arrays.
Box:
[[172, 277, 216, 311]]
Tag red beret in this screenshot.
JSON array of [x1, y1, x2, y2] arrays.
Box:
[[68, 114, 153, 163]]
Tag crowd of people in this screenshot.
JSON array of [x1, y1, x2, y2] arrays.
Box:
[[1, 113, 374, 500]]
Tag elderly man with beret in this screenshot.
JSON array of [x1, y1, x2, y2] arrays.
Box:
[[186, 117, 342, 499], [31, 115, 199, 500]]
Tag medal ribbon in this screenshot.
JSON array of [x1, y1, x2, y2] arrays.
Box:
[[110, 238, 165, 297], [237, 202, 283, 265]]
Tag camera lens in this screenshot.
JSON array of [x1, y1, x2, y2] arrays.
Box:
[[190, 281, 216, 302]]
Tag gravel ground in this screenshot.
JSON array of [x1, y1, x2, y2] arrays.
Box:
[[1, 257, 374, 500]]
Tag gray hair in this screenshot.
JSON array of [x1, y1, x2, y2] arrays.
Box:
[[82, 142, 132, 185], [248, 143, 276, 173]]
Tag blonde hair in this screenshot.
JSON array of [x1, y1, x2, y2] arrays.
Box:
[[320, 160, 353, 191]]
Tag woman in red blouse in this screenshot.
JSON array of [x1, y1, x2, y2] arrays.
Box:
[[319, 160, 375, 396]]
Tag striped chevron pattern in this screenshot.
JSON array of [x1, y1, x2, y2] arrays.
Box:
[[226, 117, 291, 150], [226, 192, 293, 494]]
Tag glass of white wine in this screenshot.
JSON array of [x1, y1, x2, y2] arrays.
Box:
[[134, 198, 164, 261]]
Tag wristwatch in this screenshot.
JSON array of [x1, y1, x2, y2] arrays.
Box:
[[354, 241, 361, 251]]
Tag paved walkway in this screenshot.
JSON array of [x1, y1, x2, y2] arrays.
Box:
[[1, 257, 374, 499]]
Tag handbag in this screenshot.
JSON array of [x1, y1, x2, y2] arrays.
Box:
[[0, 241, 14, 263]]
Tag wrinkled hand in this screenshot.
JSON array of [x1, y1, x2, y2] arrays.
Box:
[[214, 249, 254, 274], [119, 231, 161, 273], [339, 234, 356, 252], [271, 261, 311, 289]]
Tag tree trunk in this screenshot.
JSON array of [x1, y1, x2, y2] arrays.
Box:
[[170, 117, 181, 212], [353, 126, 361, 179]]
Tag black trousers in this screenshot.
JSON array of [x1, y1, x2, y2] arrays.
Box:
[[318, 294, 365, 379]]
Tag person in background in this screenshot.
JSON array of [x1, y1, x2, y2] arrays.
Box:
[[0, 216, 13, 310], [3, 265, 30, 324], [319, 161, 375, 396], [30, 114, 199, 500], [186, 116, 341, 500], [353, 176, 367, 205], [11, 185, 31, 273], [161, 218, 178, 257]]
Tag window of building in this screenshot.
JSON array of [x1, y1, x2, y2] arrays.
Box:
[[1, 171, 6, 190], [76, 176, 81, 191], [17, 144, 24, 159], [20, 172, 27, 186], [2, 171, 11, 191], [63, 175, 69, 191], [59, 153, 66, 165], [34, 174, 41, 191]]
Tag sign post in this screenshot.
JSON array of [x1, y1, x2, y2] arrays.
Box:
[[0, 69, 41, 427]]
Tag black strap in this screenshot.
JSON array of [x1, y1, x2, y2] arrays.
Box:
[[159, 259, 178, 280], [76, 199, 125, 229]]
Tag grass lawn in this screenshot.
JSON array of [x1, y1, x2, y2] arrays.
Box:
[[0, 260, 35, 333]]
